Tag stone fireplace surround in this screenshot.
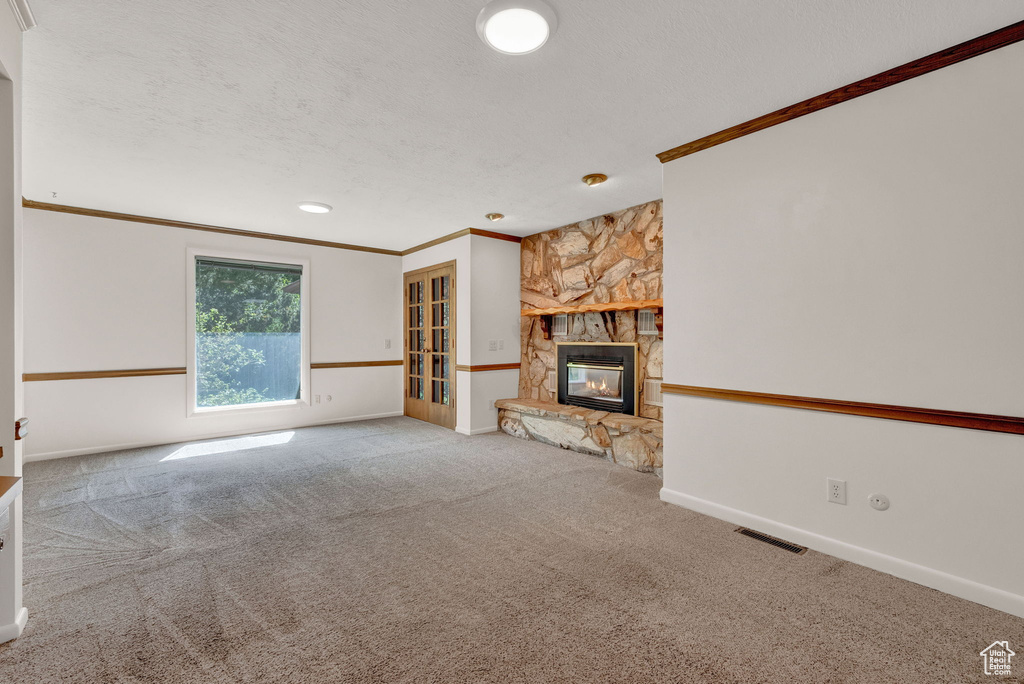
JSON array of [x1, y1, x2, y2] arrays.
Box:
[[496, 200, 664, 475]]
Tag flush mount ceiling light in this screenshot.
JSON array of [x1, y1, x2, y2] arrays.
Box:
[[298, 202, 332, 214], [486, 213, 505, 221], [477, 0, 557, 55], [582, 173, 608, 187]]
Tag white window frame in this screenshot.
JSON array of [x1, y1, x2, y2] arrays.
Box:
[[186, 247, 311, 418]]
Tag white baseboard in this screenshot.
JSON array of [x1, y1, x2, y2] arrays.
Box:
[[24, 411, 406, 463], [660, 487, 1024, 620], [456, 426, 499, 436], [0, 607, 28, 644]]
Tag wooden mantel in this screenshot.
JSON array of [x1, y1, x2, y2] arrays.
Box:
[[521, 298, 663, 317]]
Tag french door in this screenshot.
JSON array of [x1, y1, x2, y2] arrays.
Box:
[[403, 261, 456, 429]]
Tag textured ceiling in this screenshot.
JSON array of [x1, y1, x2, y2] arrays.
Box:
[[21, 1, 1024, 250]]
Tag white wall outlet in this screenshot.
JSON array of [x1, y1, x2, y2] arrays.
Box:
[[384, 338, 391, 350], [498, 339, 504, 350], [488, 339, 497, 351], [315, 394, 321, 404], [827, 478, 847, 505], [868, 494, 890, 511]]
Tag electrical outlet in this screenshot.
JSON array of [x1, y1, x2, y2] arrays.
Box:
[[384, 338, 391, 350], [315, 395, 321, 404], [488, 339, 497, 351], [498, 339, 504, 350], [827, 478, 847, 505]]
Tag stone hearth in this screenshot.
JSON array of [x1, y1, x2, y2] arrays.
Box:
[[495, 398, 663, 476]]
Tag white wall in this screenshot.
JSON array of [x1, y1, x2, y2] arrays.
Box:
[[400, 234, 521, 435], [23, 209, 403, 459], [661, 41, 1024, 617], [467, 235, 521, 434], [0, 0, 25, 642]]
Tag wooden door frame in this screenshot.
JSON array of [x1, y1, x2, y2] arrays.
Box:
[[403, 260, 456, 428]]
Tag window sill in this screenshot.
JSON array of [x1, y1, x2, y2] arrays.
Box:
[[190, 399, 308, 418]]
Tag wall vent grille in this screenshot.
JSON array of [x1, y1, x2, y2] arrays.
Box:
[[552, 313, 568, 336], [644, 378, 663, 406], [736, 527, 807, 555], [638, 308, 658, 335]]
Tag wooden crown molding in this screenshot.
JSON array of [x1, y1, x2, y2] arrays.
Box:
[[23, 199, 522, 256], [23, 368, 187, 382], [661, 384, 1024, 436], [401, 227, 521, 256], [7, 0, 36, 31], [311, 360, 403, 369], [22, 199, 403, 256], [454, 363, 520, 372], [657, 19, 1024, 163]]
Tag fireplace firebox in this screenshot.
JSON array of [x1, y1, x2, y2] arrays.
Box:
[[557, 343, 638, 416]]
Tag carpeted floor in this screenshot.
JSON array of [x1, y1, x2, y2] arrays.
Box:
[[0, 417, 1020, 683]]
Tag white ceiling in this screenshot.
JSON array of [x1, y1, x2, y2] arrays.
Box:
[[21, 1, 1024, 251]]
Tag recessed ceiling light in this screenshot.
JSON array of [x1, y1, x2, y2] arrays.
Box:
[[298, 202, 332, 214], [582, 174, 608, 187], [486, 213, 505, 222], [477, 0, 557, 55]]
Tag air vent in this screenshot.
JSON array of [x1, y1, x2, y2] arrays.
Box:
[[643, 378, 663, 407], [736, 527, 807, 555], [552, 313, 568, 336], [638, 308, 658, 335], [546, 370, 557, 393]]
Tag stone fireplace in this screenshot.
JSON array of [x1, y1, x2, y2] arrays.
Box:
[[497, 199, 665, 474]]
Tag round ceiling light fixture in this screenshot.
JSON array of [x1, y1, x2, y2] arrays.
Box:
[[298, 202, 332, 214], [582, 173, 608, 187], [486, 213, 505, 222], [477, 0, 558, 55]]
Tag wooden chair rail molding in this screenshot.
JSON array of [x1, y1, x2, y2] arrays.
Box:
[[656, 19, 1024, 163], [24, 362, 403, 381], [661, 384, 1024, 436], [454, 363, 521, 373], [521, 299, 663, 317], [23, 368, 187, 382], [311, 360, 403, 369]]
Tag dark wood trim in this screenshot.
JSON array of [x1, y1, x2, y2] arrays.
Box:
[[661, 384, 1024, 435], [455, 363, 521, 373], [23, 368, 187, 382], [467, 228, 522, 244], [401, 227, 521, 256], [14, 418, 27, 441], [23, 199, 403, 256], [657, 19, 1024, 163], [311, 360, 403, 369]]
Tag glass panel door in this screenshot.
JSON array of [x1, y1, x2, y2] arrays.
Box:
[[403, 262, 455, 429]]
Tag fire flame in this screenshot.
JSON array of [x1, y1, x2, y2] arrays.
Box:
[[586, 378, 609, 393]]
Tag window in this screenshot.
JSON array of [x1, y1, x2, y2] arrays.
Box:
[[189, 253, 308, 412]]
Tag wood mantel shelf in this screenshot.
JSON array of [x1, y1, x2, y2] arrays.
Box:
[[521, 299, 663, 317]]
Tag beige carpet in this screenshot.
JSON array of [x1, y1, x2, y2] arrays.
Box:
[[0, 417, 1020, 683]]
